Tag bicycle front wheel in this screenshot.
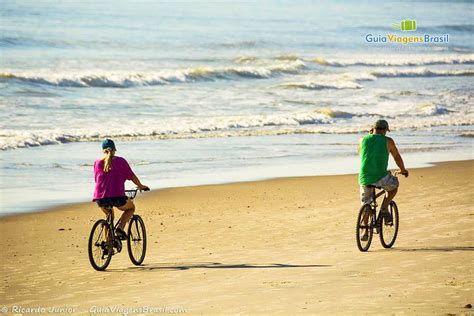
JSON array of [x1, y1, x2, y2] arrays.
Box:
[[356, 204, 374, 252], [88, 219, 113, 271], [127, 215, 147, 265], [380, 201, 399, 248]]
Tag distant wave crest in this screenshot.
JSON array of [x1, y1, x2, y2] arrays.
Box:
[[279, 81, 362, 90], [370, 68, 474, 78], [0, 36, 70, 48], [312, 55, 474, 67], [426, 24, 474, 33], [234, 54, 474, 68]]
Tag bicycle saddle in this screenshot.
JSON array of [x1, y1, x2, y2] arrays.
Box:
[[366, 185, 382, 189], [100, 203, 115, 209]]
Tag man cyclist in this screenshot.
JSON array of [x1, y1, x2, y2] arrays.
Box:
[[358, 120, 408, 240]]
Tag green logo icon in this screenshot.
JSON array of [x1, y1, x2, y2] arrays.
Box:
[[392, 20, 417, 31]]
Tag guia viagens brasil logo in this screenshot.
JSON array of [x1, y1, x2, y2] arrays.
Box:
[[365, 19, 449, 45]]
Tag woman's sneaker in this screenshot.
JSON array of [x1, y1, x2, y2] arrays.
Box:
[[115, 228, 127, 240]]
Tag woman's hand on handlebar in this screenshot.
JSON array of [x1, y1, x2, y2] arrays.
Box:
[[131, 175, 150, 191], [138, 185, 150, 192]]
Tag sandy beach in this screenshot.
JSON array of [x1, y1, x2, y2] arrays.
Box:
[[0, 160, 473, 314]]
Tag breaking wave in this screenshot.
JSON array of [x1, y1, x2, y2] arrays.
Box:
[[0, 61, 306, 88], [0, 108, 359, 150], [416, 102, 452, 116]]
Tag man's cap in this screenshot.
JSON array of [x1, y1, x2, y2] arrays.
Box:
[[102, 138, 116, 150], [373, 119, 390, 131]]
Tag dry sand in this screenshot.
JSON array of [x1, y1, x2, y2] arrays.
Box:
[[1, 160, 473, 314]]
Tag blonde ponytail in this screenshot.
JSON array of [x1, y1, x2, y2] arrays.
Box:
[[103, 149, 115, 172]]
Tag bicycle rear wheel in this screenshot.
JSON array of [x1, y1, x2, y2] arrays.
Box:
[[127, 215, 147, 265], [356, 204, 374, 252], [88, 219, 113, 271], [380, 201, 399, 248]]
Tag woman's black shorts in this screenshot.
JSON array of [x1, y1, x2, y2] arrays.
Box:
[[96, 196, 128, 208]]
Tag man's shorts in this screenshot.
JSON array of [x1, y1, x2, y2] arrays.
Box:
[[360, 173, 399, 205], [95, 196, 128, 208]]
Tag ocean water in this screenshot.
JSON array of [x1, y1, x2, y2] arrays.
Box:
[[1, 1, 473, 215]]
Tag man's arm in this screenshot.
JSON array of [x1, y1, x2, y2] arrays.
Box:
[[387, 137, 409, 176]]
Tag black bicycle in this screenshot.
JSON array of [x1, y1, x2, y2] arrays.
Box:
[[88, 188, 148, 271], [356, 172, 405, 252]]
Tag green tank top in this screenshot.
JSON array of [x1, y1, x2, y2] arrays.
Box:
[[359, 134, 389, 185]]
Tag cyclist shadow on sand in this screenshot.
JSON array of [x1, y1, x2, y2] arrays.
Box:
[[384, 246, 474, 252], [108, 262, 331, 272]]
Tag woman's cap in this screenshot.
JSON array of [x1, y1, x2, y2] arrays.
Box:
[[102, 138, 116, 150], [373, 119, 390, 131]]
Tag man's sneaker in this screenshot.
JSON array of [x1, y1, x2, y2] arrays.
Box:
[[381, 208, 393, 225], [115, 227, 127, 240], [102, 242, 112, 257]]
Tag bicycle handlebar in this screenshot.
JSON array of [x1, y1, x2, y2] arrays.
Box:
[[394, 170, 409, 177], [125, 187, 150, 199]]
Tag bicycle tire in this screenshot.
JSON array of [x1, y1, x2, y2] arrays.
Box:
[[88, 219, 113, 271], [356, 204, 374, 252], [127, 215, 147, 265], [380, 201, 399, 248]]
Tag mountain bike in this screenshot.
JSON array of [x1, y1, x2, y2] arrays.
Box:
[[356, 172, 405, 252], [88, 188, 148, 271]]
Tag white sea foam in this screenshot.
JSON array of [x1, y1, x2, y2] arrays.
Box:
[[2, 105, 472, 150], [0, 109, 333, 149]]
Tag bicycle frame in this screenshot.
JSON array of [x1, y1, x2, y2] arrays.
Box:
[[89, 188, 148, 270], [102, 189, 143, 249], [356, 172, 403, 251], [102, 188, 139, 233], [105, 208, 123, 230], [368, 187, 387, 230]]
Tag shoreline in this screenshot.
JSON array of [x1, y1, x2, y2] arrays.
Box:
[[1, 159, 473, 313], [2, 130, 473, 216], [1, 158, 472, 220]]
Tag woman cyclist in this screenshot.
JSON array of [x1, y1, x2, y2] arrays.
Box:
[[92, 139, 149, 239]]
